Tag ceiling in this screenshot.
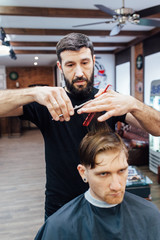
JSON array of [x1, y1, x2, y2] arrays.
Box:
[[0, 0, 160, 67]]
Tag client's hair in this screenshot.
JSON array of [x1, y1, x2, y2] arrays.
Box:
[[79, 121, 128, 169]]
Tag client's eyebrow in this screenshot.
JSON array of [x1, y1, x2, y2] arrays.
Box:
[[94, 166, 128, 175]]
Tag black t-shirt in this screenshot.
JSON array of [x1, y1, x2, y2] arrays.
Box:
[[20, 88, 126, 216]]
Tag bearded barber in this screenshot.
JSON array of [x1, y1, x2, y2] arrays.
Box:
[[0, 33, 159, 220]]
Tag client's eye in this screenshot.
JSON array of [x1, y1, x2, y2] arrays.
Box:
[[100, 172, 108, 176], [119, 167, 128, 174]]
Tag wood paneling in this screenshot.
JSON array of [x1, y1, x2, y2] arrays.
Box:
[[11, 41, 127, 48], [5, 28, 147, 37], [114, 28, 160, 54], [0, 6, 110, 18], [0, 67, 54, 135], [115, 47, 131, 65], [134, 43, 144, 101], [1, 6, 160, 19], [1, 5, 160, 55], [14, 50, 114, 55], [144, 32, 160, 56]]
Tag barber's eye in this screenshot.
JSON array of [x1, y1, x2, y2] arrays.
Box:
[[67, 64, 73, 67], [82, 61, 88, 65]]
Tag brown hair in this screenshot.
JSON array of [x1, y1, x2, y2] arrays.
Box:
[[56, 32, 94, 63], [79, 125, 128, 169]]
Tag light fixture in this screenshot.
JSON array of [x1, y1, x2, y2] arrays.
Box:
[[35, 56, 39, 60], [0, 27, 17, 60], [34, 62, 38, 65], [2, 40, 10, 47], [9, 49, 17, 60], [0, 28, 10, 56], [0, 27, 6, 42]]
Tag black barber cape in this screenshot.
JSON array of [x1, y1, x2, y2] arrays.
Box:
[[35, 190, 160, 240]]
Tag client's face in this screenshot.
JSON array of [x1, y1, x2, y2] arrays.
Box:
[[86, 149, 128, 205]]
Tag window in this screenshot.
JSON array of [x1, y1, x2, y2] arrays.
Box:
[[116, 62, 130, 95], [144, 52, 160, 105]]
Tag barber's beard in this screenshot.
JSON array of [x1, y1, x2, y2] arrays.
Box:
[[64, 69, 94, 100]]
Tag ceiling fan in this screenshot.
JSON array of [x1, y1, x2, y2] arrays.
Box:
[[73, 0, 160, 36]]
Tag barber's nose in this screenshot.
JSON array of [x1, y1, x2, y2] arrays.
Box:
[[109, 175, 121, 191], [75, 65, 83, 78]]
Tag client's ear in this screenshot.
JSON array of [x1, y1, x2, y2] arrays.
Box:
[[77, 164, 88, 183]]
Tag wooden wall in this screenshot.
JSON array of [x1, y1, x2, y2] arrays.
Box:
[[134, 43, 144, 102], [0, 67, 55, 136], [6, 66, 55, 89]]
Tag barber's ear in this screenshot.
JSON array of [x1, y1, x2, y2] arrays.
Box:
[[77, 164, 88, 183], [57, 61, 62, 72]]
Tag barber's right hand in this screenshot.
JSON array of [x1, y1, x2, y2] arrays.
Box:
[[33, 86, 74, 121]]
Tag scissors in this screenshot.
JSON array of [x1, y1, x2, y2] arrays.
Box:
[[58, 99, 93, 117], [83, 84, 112, 126]]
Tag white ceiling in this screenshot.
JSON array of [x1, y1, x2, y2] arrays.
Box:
[[0, 0, 160, 67]]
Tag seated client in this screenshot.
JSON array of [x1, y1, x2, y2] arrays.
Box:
[[35, 127, 160, 240]]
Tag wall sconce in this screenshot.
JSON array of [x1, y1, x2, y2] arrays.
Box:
[[16, 81, 19, 88]]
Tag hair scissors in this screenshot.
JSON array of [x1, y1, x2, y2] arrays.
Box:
[[83, 84, 112, 126], [58, 99, 93, 117]]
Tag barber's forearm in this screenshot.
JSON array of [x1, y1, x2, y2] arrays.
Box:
[[0, 88, 35, 116], [129, 97, 160, 136], [0, 86, 74, 121]]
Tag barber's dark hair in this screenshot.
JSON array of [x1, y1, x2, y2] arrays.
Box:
[[79, 122, 128, 169], [56, 32, 94, 62]]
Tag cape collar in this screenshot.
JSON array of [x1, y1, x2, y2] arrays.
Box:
[[85, 189, 118, 208]]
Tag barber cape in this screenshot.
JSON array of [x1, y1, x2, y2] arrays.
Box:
[[35, 190, 160, 240]]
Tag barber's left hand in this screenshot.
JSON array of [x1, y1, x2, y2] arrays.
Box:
[[77, 90, 135, 122]]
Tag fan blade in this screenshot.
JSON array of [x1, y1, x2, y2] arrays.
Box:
[[95, 4, 118, 16], [110, 24, 124, 36], [138, 18, 160, 27], [136, 5, 160, 18], [73, 20, 112, 28]]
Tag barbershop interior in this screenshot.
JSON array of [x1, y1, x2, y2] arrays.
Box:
[[0, 0, 160, 239]]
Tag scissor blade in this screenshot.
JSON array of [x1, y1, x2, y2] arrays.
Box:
[[73, 99, 92, 110], [58, 99, 92, 117]]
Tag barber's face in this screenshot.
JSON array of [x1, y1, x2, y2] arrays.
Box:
[[57, 47, 95, 98], [79, 150, 128, 205]]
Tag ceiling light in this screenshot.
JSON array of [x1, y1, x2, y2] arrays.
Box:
[[35, 56, 39, 60], [34, 62, 38, 65]]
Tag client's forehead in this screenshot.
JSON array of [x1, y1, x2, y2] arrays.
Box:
[[93, 149, 128, 172]]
